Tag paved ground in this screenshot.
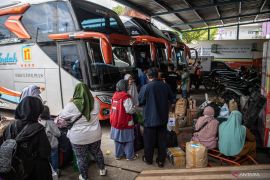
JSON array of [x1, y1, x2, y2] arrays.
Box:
[[1, 89, 270, 180]]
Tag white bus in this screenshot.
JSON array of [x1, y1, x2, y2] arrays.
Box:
[[0, 0, 135, 120]]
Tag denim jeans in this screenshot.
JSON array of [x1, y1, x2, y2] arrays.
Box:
[[182, 90, 187, 98], [50, 148, 58, 172]]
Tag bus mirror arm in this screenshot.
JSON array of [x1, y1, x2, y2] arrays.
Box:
[[48, 31, 113, 64], [35, 27, 39, 43], [100, 38, 113, 65]]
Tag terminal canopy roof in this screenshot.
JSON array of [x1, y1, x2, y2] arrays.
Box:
[[114, 0, 270, 31]]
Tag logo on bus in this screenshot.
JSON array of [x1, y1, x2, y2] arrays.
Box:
[[0, 52, 17, 65], [22, 45, 32, 62]]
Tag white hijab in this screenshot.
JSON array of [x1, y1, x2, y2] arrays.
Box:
[[124, 74, 139, 106]]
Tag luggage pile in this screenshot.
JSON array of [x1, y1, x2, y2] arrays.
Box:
[[173, 98, 199, 129]]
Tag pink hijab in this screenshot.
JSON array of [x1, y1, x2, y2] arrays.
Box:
[[192, 106, 219, 149]]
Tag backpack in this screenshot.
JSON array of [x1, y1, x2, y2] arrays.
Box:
[[0, 123, 32, 179]]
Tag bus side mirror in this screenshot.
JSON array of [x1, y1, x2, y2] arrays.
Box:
[[101, 38, 113, 64], [150, 43, 156, 62]]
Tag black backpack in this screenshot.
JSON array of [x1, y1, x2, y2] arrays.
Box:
[[0, 123, 35, 180]]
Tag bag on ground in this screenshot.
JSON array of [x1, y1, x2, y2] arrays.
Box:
[[134, 124, 144, 152], [167, 147, 185, 168], [186, 141, 207, 168], [166, 131, 178, 147], [175, 98, 187, 117]]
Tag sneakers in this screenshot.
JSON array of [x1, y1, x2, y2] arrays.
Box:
[[100, 168, 107, 176], [115, 156, 125, 160], [79, 169, 107, 179], [78, 175, 85, 180], [126, 154, 139, 161]]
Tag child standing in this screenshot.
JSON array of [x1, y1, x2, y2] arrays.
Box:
[[39, 105, 61, 174]]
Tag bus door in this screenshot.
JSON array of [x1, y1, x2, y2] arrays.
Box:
[[57, 41, 86, 107]]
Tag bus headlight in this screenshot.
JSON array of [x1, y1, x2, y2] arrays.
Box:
[[96, 95, 112, 105]]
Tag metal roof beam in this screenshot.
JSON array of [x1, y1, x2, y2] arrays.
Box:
[[238, 2, 242, 22], [152, 0, 248, 17], [153, 0, 192, 29], [254, 0, 267, 21], [182, 0, 208, 26], [180, 19, 270, 32], [172, 11, 270, 27], [213, 0, 224, 25]]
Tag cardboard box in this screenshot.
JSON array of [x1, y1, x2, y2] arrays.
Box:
[[175, 98, 187, 117], [187, 109, 198, 126], [167, 147, 185, 168]]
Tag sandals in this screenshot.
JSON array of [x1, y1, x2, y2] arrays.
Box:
[[126, 154, 139, 161]]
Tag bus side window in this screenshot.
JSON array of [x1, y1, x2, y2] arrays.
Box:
[[21, 1, 75, 42], [0, 16, 16, 40], [61, 45, 83, 81]]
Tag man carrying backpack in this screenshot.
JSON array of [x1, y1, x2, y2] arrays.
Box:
[[0, 96, 52, 180]]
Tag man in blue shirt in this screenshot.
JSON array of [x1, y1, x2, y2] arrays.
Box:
[[139, 68, 174, 167]]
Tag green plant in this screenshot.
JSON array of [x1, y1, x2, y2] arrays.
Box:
[[178, 28, 218, 44], [112, 5, 125, 15]]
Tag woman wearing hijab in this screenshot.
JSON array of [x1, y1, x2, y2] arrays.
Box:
[[20, 85, 42, 101], [3, 96, 52, 180], [192, 106, 219, 149], [219, 110, 256, 158], [124, 74, 139, 107], [110, 80, 138, 160], [57, 83, 106, 180]]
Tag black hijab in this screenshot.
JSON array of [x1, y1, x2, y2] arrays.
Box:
[[14, 96, 44, 137]]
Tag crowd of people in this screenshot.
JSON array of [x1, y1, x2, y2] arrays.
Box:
[[0, 62, 257, 180]]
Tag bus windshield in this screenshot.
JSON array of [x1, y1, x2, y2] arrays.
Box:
[[72, 0, 128, 35], [86, 40, 135, 91], [113, 46, 134, 67], [133, 18, 170, 40], [174, 47, 186, 65]]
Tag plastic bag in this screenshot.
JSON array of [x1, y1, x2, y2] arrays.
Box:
[[219, 103, 229, 118]]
